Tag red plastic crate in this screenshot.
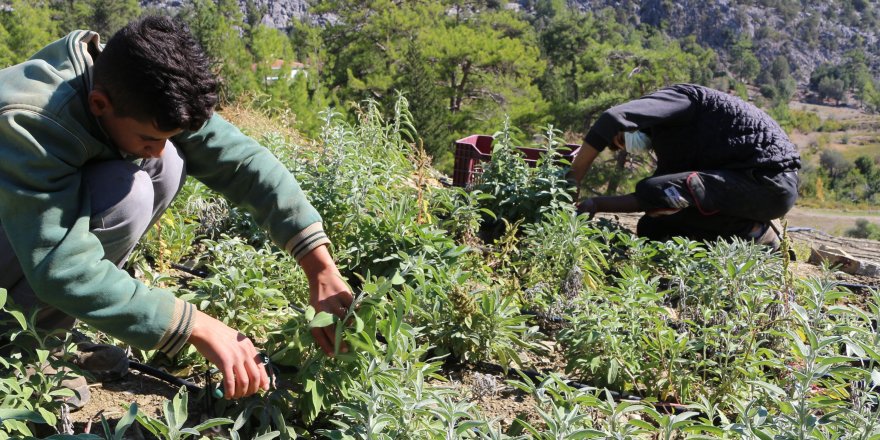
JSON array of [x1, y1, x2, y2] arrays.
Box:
[[452, 135, 581, 187]]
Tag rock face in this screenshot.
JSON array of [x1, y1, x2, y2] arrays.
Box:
[[562, 0, 879, 82], [140, 0, 310, 28], [246, 0, 310, 28]]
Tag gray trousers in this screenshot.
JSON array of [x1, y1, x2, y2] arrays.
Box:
[[0, 142, 186, 333]]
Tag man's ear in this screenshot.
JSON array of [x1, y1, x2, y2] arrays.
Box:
[[611, 132, 625, 151], [88, 89, 113, 117]]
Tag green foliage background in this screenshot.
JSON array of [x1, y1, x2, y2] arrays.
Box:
[[1, 0, 877, 202]]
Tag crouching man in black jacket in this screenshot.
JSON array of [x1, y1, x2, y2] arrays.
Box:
[[569, 84, 800, 248]]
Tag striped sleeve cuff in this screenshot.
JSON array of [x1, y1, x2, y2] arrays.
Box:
[[284, 222, 331, 261], [153, 298, 195, 357]]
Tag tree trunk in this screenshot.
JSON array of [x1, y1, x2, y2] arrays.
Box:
[[449, 70, 457, 112], [452, 61, 471, 113]]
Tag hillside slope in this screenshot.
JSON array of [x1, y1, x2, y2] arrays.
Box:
[[566, 0, 878, 83]]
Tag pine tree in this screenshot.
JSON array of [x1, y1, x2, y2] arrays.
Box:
[[0, 22, 17, 68], [180, 0, 256, 102], [0, 1, 58, 65], [50, 0, 141, 36]]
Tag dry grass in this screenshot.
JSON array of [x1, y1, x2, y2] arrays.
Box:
[[790, 101, 876, 123], [217, 97, 311, 149], [786, 206, 880, 236], [835, 142, 880, 161]]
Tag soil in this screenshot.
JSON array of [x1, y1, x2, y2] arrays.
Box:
[[430, 340, 568, 431], [437, 368, 541, 430], [63, 375, 167, 438]]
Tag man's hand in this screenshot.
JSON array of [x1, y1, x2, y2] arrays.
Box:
[[577, 198, 598, 216], [188, 310, 270, 399], [299, 245, 354, 356], [579, 194, 643, 216]]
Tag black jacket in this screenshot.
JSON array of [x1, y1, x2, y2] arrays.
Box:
[[584, 84, 801, 175]]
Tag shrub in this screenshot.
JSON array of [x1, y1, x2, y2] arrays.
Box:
[[474, 122, 577, 230], [846, 219, 880, 240]]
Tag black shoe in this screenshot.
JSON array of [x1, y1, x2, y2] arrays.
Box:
[[754, 221, 781, 251], [72, 342, 130, 382]]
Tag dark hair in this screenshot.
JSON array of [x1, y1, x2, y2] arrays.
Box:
[[93, 16, 218, 131]]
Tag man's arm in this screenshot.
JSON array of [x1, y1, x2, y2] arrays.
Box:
[[567, 142, 601, 187], [174, 114, 328, 257], [174, 115, 353, 352], [578, 194, 643, 215]]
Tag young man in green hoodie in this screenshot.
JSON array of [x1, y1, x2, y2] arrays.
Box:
[[0, 16, 352, 405]]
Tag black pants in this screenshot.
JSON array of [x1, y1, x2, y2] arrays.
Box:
[[633, 169, 798, 242]]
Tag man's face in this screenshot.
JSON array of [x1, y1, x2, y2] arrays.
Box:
[[88, 90, 182, 159]]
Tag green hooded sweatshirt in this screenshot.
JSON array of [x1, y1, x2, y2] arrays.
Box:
[[0, 30, 329, 355]]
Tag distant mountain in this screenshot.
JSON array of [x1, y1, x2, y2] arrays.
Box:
[[560, 0, 879, 83], [140, 0, 310, 28]]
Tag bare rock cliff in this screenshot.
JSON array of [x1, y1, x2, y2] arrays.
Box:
[[563, 0, 879, 82]]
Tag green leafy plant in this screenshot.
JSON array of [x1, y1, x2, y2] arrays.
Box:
[[133, 387, 232, 440], [558, 265, 668, 391], [474, 121, 577, 229], [412, 267, 542, 368], [1, 289, 80, 439], [264, 276, 400, 424], [98, 403, 139, 440], [431, 187, 496, 245], [518, 208, 609, 314], [509, 372, 650, 439], [183, 236, 309, 340]]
